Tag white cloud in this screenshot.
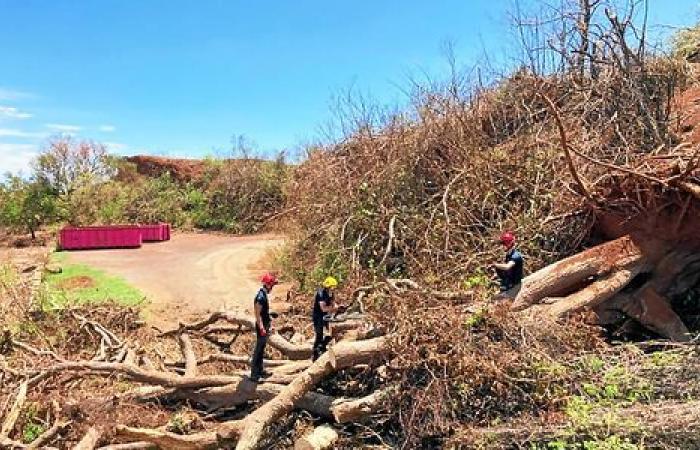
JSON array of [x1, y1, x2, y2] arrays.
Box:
[[0, 142, 38, 175], [0, 88, 34, 101], [46, 123, 81, 133], [99, 125, 116, 132], [0, 128, 46, 138], [0, 106, 32, 120]]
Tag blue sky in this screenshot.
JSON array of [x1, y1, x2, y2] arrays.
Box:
[[1, 0, 698, 175]]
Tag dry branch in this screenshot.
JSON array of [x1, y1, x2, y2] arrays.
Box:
[[73, 427, 101, 450], [35, 360, 241, 389], [96, 443, 157, 450], [165, 312, 312, 360], [178, 332, 198, 377], [0, 381, 27, 440], [539, 93, 594, 202]]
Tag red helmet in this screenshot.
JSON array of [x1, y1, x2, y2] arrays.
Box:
[[261, 273, 278, 285], [500, 231, 515, 246]]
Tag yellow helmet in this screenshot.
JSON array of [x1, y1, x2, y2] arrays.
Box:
[[322, 276, 338, 289]]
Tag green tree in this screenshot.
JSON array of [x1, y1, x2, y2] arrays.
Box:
[[0, 177, 58, 239]]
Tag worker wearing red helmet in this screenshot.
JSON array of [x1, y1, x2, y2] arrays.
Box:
[[493, 231, 524, 298], [250, 273, 278, 382]]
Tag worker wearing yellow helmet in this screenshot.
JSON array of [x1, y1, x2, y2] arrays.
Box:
[[312, 276, 342, 361]]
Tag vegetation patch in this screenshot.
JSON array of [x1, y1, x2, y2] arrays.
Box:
[[44, 253, 145, 307]]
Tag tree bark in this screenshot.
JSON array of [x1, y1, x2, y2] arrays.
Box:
[[178, 333, 198, 377], [513, 235, 647, 310], [546, 263, 645, 318], [36, 361, 241, 389], [605, 288, 690, 341]]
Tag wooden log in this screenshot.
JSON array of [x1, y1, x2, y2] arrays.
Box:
[[178, 333, 198, 377], [609, 288, 690, 341], [546, 264, 645, 317], [116, 426, 228, 450], [330, 388, 391, 423], [294, 425, 338, 450], [96, 443, 156, 450], [235, 337, 387, 450], [512, 236, 647, 310], [199, 354, 294, 368]]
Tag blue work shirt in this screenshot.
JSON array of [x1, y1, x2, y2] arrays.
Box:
[[254, 287, 271, 330], [312, 288, 334, 327], [502, 248, 524, 289]]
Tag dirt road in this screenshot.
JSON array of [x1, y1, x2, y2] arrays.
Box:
[[64, 233, 289, 327]]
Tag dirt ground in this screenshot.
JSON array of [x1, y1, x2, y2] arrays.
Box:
[[62, 233, 290, 328]]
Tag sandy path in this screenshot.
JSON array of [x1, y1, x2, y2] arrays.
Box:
[[64, 233, 289, 327]]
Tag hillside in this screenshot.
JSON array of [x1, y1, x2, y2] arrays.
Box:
[[124, 155, 209, 183]]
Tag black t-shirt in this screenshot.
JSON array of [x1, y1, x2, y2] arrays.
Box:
[[504, 248, 524, 287], [312, 288, 334, 326], [254, 287, 271, 329]]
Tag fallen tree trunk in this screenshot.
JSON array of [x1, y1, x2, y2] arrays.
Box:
[[515, 235, 699, 341], [513, 236, 648, 311], [546, 263, 645, 317], [601, 287, 690, 341], [329, 387, 393, 423], [235, 336, 388, 450]]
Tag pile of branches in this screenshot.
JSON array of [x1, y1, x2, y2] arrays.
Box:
[[282, 0, 700, 447], [0, 303, 391, 449], [345, 279, 700, 448]]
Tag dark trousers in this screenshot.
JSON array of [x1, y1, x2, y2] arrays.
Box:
[[495, 268, 511, 292], [312, 323, 331, 361], [251, 330, 268, 379]]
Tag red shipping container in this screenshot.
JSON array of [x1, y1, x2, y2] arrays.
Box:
[[59, 226, 142, 250], [139, 224, 165, 242], [162, 223, 171, 240]]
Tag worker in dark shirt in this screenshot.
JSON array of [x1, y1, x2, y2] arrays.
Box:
[[250, 273, 278, 382], [312, 276, 341, 361], [493, 231, 524, 299]]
